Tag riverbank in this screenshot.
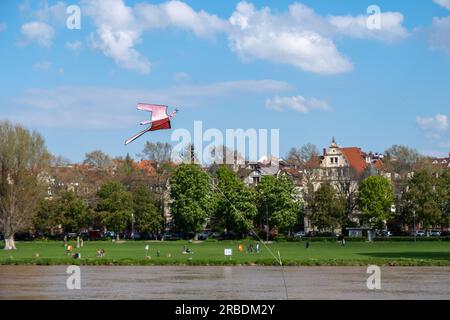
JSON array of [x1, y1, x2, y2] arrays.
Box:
[[1, 240, 449, 266]]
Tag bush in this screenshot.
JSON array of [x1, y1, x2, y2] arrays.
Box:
[[374, 236, 450, 242]]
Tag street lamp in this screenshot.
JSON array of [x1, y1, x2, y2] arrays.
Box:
[[266, 200, 269, 243], [413, 209, 416, 243]]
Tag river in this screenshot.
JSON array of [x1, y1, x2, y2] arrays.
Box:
[[0, 266, 449, 299]]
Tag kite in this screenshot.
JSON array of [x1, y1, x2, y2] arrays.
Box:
[[125, 103, 178, 145]]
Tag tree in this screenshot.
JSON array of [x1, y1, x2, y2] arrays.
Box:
[[213, 165, 257, 233], [138, 142, 172, 162], [256, 175, 301, 233], [286, 143, 320, 212], [336, 166, 367, 227], [96, 181, 133, 240], [437, 168, 450, 228], [384, 145, 421, 175], [51, 155, 71, 167], [286, 143, 319, 166], [0, 121, 50, 249], [116, 153, 140, 190], [83, 150, 111, 169], [170, 164, 212, 233], [358, 176, 395, 228], [35, 191, 89, 234], [132, 185, 163, 234], [309, 183, 345, 231], [138, 142, 176, 218], [402, 170, 441, 230], [208, 144, 244, 166]]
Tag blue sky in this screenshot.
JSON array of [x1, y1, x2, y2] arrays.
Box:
[[0, 0, 449, 162]]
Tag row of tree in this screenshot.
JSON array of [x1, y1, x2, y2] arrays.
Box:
[[35, 182, 163, 241], [170, 164, 301, 236], [1, 121, 449, 249]]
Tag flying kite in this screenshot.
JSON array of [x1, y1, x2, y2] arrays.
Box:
[[125, 103, 178, 145]]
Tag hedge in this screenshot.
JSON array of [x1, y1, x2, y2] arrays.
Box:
[[275, 236, 450, 242]]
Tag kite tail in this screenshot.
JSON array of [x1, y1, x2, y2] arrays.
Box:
[[125, 128, 149, 145]]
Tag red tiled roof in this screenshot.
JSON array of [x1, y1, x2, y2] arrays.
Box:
[[136, 160, 156, 176], [373, 159, 384, 170], [340, 147, 367, 174]]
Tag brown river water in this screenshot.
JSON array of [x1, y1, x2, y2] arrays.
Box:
[[0, 266, 449, 300]]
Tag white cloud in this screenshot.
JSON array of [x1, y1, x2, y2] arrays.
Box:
[[19, 21, 55, 48], [8, 80, 291, 129], [33, 61, 52, 71], [226, 2, 407, 74], [0, 22, 6, 32], [81, 1, 408, 75], [83, 0, 151, 74], [329, 12, 408, 42], [416, 114, 449, 132], [428, 16, 450, 56], [20, 1, 407, 74], [83, 0, 227, 74], [433, 0, 450, 11], [265, 95, 331, 113], [34, 1, 67, 25], [228, 2, 353, 74], [65, 41, 83, 51], [135, 0, 227, 40]]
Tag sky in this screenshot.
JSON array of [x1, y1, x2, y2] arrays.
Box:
[[0, 0, 449, 162]]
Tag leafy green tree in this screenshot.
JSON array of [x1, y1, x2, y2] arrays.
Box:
[[310, 183, 345, 231], [0, 121, 50, 250], [170, 164, 212, 233], [132, 185, 163, 234], [35, 197, 60, 233], [96, 181, 133, 240], [403, 170, 441, 230], [437, 168, 450, 227], [35, 191, 89, 233], [213, 166, 257, 233], [256, 175, 301, 233], [358, 176, 395, 228]]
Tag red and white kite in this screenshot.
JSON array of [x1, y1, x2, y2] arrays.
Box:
[[125, 103, 178, 145]]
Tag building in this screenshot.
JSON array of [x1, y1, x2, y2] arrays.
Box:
[[431, 153, 450, 168]]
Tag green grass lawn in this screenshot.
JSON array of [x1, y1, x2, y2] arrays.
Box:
[[0, 240, 449, 266]]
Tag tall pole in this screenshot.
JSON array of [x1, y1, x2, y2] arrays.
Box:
[[413, 210, 416, 243], [265, 200, 269, 243]]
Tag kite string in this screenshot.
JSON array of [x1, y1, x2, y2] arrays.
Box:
[[212, 181, 289, 300]]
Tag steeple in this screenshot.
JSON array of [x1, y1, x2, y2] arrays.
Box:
[[330, 137, 338, 148]]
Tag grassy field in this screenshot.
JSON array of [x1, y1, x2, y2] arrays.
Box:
[[0, 240, 449, 266]]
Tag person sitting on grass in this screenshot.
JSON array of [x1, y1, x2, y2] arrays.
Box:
[[97, 249, 105, 257]]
